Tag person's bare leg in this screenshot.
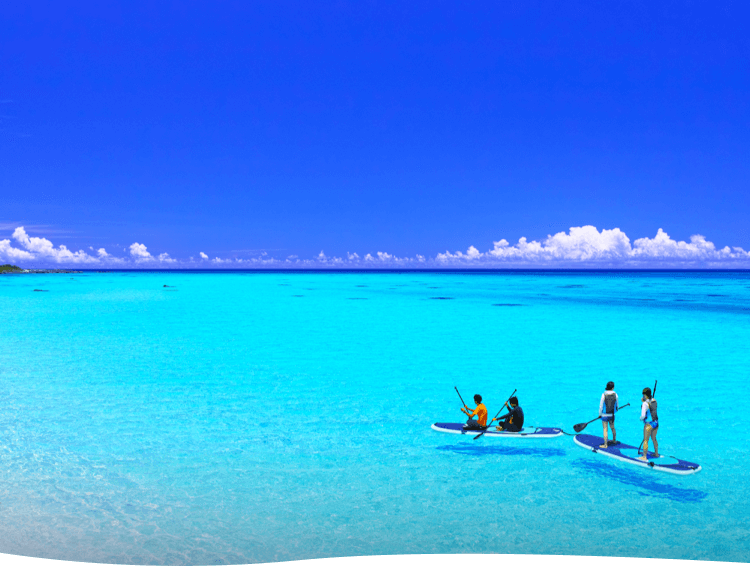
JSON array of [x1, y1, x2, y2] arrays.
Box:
[[639, 425, 651, 461], [651, 428, 659, 457], [600, 421, 609, 448], [610, 421, 617, 443]]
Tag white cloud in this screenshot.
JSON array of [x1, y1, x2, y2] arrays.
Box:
[[0, 227, 130, 265], [354, 250, 417, 265], [630, 229, 746, 261], [10, 226, 99, 263], [3, 224, 748, 269], [486, 226, 632, 262], [0, 238, 34, 260], [129, 242, 153, 261], [436, 226, 750, 266]]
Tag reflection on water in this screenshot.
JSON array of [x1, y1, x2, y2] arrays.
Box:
[[571, 459, 708, 503], [436, 444, 566, 458]]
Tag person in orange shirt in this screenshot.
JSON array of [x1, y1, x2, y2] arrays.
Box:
[[461, 394, 488, 430]]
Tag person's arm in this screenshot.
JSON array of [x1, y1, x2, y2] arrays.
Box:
[[492, 410, 511, 422], [615, 393, 619, 412], [599, 393, 605, 416], [640, 401, 648, 421], [462, 405, 477, 417]]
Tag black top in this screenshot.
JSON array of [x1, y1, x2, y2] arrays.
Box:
[[498, 406, 524, 429]]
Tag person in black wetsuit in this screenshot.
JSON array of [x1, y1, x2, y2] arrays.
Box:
[[492, 396, 524, 432]]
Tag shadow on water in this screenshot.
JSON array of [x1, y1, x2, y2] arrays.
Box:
[[436, 444, 565, 458], [571, 459, 707, 503]]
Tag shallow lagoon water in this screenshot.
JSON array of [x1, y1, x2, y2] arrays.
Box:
[[1, 270, 749, 564]]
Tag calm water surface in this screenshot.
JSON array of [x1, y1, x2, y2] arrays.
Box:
[[1, 271, 749, 564]]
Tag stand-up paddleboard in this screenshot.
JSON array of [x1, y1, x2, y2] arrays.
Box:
[[432, 422, 563, 438], [574, 434, 701, 475]]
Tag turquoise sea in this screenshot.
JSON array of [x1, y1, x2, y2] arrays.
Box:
[[1, 270, 749, 565]]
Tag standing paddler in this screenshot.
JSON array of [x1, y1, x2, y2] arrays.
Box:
[[599, 381, 619, 448], [638, 386, 659, 461]]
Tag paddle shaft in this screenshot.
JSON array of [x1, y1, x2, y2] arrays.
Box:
[[473, 388, 517, 440], [574, 403, 630, 432], [455, 387, 469, 412]]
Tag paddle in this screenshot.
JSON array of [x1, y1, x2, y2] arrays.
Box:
[[473, 388, 517, 440], [573, 403, 630, 433], [456, 386, 476, 426], [455, 386, 469, 413]]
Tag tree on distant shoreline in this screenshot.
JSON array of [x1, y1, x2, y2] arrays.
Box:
[[0, 264, 22, 273]]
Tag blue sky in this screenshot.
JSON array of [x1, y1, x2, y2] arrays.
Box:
[[2, 1, 749, 267]]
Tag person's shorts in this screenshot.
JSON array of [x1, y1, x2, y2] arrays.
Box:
[[601, 415, 615, 423], [463, 419, 484, 431], [645, 420, 658, 431]]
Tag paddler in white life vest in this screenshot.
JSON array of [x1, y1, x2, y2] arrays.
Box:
[[638, 387, 659, 461], [599, 381, 619, 449]]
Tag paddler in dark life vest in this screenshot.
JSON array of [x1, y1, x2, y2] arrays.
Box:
[[599, 381, 619, 448], [461, 394, 488, 430], [639, 387, 659, 461], [492, 396, 524, 432]]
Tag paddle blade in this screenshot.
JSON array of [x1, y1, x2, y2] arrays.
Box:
[[471, 426, 491, 439], [573, 422, 587, 433]]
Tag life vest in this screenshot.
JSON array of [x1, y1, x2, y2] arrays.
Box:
[[603, 391, 617, 415]]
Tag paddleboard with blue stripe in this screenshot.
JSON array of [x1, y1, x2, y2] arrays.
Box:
[[432, 422, 564, 438], [574, 434, 701, 475]]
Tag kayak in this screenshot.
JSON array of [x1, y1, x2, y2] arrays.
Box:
[[432, 422, 564, 438], [574, 434, 701, 475]]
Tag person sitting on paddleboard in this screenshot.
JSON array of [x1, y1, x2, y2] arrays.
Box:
[[638, 387, 659, 461], [599, 381, 619, 448], [492, 396, 524, 432], [461, 394, 487, 430]]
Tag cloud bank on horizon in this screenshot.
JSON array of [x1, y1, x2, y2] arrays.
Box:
[[1, 225, 749, 268]]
